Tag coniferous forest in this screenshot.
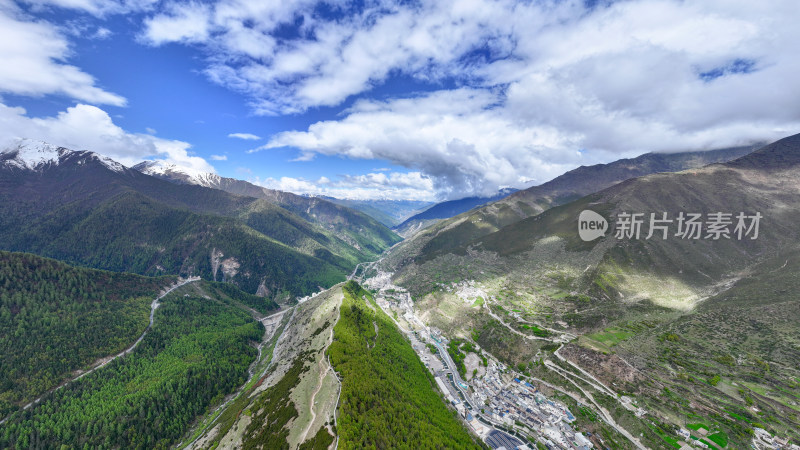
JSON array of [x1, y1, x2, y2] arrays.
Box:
[[0, 251, 173, 416], [0, 288, 262, 449], [327, 281, 482, 449]]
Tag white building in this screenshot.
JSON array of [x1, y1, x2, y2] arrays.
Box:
[[575, 432, 593, 448]]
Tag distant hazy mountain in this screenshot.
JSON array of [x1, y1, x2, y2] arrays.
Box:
[[387, 144, 759, 266], [393, 188, 518, 237], [0, 139, 399, 298], [320, 197, 434, 228]]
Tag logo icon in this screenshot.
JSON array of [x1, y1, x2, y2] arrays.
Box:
[[578, 210, 608, 242]]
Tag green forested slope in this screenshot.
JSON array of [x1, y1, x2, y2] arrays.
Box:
[[0, 150, 399, 298], [0, 251, 173, 415], [133, 163, 403, 258], [0, 191, 346, 297], [0, 288, 263, 449], [328, 281, 481, 449], [207, 281, 279, 314]]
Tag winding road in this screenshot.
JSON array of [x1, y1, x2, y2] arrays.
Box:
[[298, 315, 339, 445], [0, 276, 201, 425]]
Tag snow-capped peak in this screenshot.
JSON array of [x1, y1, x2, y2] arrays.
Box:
[[94, 154, 126, 173], [133, 160, 220, 187], [1, 138, 128, 173], [1, 139, 63, 170]]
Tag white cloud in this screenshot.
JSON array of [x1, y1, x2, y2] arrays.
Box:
[[259, 88, 589, 198], [254, 171, 436, 201], [144, 0, 513, 115], [227, 0, 800, 199], [228, 132, 261, 140], [210, 154, 227, 160], [141, 2, 211, 45], [0, 1, 125, 105], [93, 26, 111, 39], [0, 101, 215, 173], [21, 0, 158, 16]]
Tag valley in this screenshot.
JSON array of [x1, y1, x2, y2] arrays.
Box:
[[1, 134, 799, 449], [2, 2, 799, 449], [370, 135, 800, 449], [357, 261, 643, 449], [357, 245, 799, 449], [184, 283, 342, 449]]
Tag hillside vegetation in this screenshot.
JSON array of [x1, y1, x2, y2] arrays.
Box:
[[385, 145, 756, 271], [0, 150, 400, 298], [0, 251, 173, 414], [328, 281, 481, 449], [0, 285, 263, 449], [385, 134, 800, 448]]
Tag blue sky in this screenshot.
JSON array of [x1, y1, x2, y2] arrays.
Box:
[[1, 0, 799, 200]]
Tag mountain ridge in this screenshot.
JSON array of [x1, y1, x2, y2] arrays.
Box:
[[384, 144, 761, 272], [1, 138, 127, 173], [379, 132, 800, 448], [393, 188, 518, 237], [0, 139, 399, 298], [134, 158, 402, 254]]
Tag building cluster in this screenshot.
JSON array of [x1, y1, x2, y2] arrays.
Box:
[[468, 363, 592, 450], [426, 334, 593, 450], [751, 428, 800, 450], [373, 276, 595, 450]]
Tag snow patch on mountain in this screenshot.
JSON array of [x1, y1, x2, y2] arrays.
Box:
[[93, 153, 126, 173], [1, 139, 62, 170], [1, 138, 128, 173], [133, 160, 220, 187]]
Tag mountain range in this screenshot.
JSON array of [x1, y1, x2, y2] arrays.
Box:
[[380, 134, 800, 448], [0, 139, 400, 299], [319, 197, 434, 228], [133, 159, 401, 255], [3, 133, 799, 449], [385, 144, 760, 271]]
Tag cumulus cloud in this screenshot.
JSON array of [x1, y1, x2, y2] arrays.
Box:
[[198, 0, 798, 199], [228, 132, 261, 140], [210, 154, 227, 160], [254, 171, 436, 201], [141, 2, 211, 45], [257, 88, 583, 198], [0, 1, 125, 105], [21, 0, 157, 16], [0, 101, 215, 173]]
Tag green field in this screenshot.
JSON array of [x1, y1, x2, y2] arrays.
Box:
[[687, 423, 709, 432], [582, 327, 635, 353], [707, 431, 728, 448]]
